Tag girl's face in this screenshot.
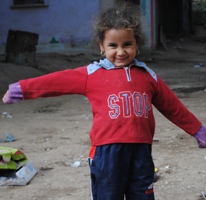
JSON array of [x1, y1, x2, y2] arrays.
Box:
[[99, 29, 138, 67]]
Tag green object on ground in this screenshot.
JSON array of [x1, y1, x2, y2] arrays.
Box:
[[0, 146, 27, 170]]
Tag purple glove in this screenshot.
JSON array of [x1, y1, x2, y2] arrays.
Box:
[[2, 82, 23, 104], [194, 126, 206, 148]]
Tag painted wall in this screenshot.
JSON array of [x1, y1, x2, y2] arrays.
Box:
[[100, 0, 115, 10], [0, 0, 100, 46], [140, 0, 154, 50]]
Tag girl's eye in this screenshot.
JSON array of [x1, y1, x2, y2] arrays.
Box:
[[124, 42, 132, 47], [108, 43, 117, 48]]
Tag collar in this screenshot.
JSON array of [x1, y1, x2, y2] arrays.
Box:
[[87, 58, 157, 81]]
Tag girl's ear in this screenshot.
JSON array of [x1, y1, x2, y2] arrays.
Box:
[[99, 43, 104, 52]]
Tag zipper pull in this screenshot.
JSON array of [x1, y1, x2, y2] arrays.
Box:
[[124, 67, 132, 82]]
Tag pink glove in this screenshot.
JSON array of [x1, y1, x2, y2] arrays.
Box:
[[2, 82, 23, 104], [194, 126, 206, 148]]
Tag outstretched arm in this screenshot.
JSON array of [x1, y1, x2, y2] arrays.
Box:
[[2, 67, 88, 104], [152, 75, 206, 148]]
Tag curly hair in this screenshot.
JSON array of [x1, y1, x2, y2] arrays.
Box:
[[92, 2, 144, 45]]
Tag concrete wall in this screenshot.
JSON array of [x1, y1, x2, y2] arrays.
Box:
[[0, 0, 100, 46]]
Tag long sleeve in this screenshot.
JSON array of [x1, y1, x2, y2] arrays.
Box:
[[152, 75, 202, 135], [19, 67, 88, 99]]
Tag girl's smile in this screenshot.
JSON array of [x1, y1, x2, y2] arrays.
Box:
[[99, 29, 138, 67]]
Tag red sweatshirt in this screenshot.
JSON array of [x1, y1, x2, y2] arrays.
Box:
[[19, 59, 201, 147]]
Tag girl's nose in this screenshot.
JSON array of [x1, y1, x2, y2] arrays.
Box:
[[117, 48, 126, 56]]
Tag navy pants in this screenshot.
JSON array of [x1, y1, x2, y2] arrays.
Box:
[[89, 143, 155, 200]]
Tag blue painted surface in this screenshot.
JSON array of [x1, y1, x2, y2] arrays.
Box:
[[0, 0, 100, 46]]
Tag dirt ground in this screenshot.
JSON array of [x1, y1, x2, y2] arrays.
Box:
[[0, 36, 206, 200]]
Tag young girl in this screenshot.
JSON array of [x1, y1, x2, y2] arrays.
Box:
[[2, 3, 206, 200]]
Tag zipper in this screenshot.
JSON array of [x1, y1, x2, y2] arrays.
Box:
[[124, 66, 132, 82]]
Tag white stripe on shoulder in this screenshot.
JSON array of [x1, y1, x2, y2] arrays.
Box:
[[87, 63, 102, 75], [134, 59, 157, 82]]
